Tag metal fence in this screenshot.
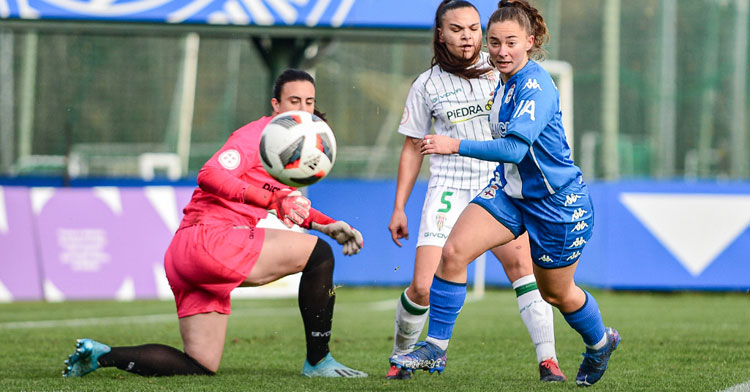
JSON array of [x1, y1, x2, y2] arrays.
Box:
[[0, 0, 748, 181]]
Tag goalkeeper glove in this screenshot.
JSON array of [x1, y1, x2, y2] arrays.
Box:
[[311, 220, 364, 256], [244, 186, 310, 228], [268, 189, 311, 228]]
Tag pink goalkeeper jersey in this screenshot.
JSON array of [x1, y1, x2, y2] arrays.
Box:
[[179, 116, 295, 229]]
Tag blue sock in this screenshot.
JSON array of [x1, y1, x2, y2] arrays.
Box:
[[562, 290, 606, 346], [426, 275, 467, 340]]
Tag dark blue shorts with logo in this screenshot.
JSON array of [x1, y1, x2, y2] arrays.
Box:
[[471, 177, 594, 269]]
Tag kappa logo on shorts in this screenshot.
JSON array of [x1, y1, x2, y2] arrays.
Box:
[[571, 208, 587, 221], [565, 194, 581, 206], [569, 237, 587, 248], [218, 149, 241, 170], [567, 251, 581, 261], [538, 255, 553, 263], [571, 221, 589, 232]]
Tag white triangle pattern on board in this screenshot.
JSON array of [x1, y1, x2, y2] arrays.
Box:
[[115, 277, 135, 301], [153, 264, 174, 301], [620, 193, 750, 277], [145, 186, 180, 233], [30, 187, 56, 215], [0, 279, 13, 303], [44, 279, 65, 302], [94, 187, 123, 215]]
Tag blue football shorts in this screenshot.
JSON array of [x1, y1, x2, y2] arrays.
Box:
[[471, 177, 594, 269]]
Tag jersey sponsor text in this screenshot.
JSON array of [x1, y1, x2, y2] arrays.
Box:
[[431, 87, 464, 103], [424, 231, 448, 239], [513, 100, 536, 121], [490, 121, 509, 139], [444, 101, 491, 124]]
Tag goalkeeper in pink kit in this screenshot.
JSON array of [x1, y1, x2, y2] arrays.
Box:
[[62, 69, 367, 378]]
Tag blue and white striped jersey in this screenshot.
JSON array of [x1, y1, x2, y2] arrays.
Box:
[[489, 59, 581, 199], [398, 52, 501, 190]]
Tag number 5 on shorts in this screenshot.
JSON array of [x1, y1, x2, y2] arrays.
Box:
[[438, 191, 453, 213]]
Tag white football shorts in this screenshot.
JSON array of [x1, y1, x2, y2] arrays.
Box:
[[416, 186, 482, 247]]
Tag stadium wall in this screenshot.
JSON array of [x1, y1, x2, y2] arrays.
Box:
[[1, 180, 749, 302]]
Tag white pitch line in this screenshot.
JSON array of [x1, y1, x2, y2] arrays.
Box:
[[0, 299, 410, 330], [718, 381, 750, 392], [0, 295, 490, 330], [370, 298, 396, 311], [1, 313, 176, 329], [0, 307, 301, 330], [0, 294, 494, 330], [370, 293, 483, 312]]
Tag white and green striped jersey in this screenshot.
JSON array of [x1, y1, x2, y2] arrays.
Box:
[[398, 52, 501, 190]]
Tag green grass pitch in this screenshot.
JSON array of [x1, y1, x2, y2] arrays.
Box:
[[1, 287, 749, 391]]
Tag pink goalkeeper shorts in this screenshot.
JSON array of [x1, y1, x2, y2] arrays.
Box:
[[164, 223, 265, 318]]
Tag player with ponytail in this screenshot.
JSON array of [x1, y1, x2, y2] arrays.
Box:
[[386, 0, 565, 382], [391, 1, 620, 386]]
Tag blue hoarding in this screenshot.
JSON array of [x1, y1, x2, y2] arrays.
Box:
[[307, 180, 750, 291], [1, 179, 748, 303], [0, 0, 497, 28]]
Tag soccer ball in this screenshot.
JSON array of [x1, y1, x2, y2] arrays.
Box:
[[259, 110, 337, 188]]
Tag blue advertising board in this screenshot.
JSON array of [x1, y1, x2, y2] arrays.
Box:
[[0, 0, 497, 28], [307, 180, 750, 291], [1, 179, 748, 303]]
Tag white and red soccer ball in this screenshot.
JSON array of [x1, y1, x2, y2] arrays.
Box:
[[259, 110, 337, 188]]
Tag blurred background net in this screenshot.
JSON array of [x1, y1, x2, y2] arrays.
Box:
[[0, 0, 748, 181]]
